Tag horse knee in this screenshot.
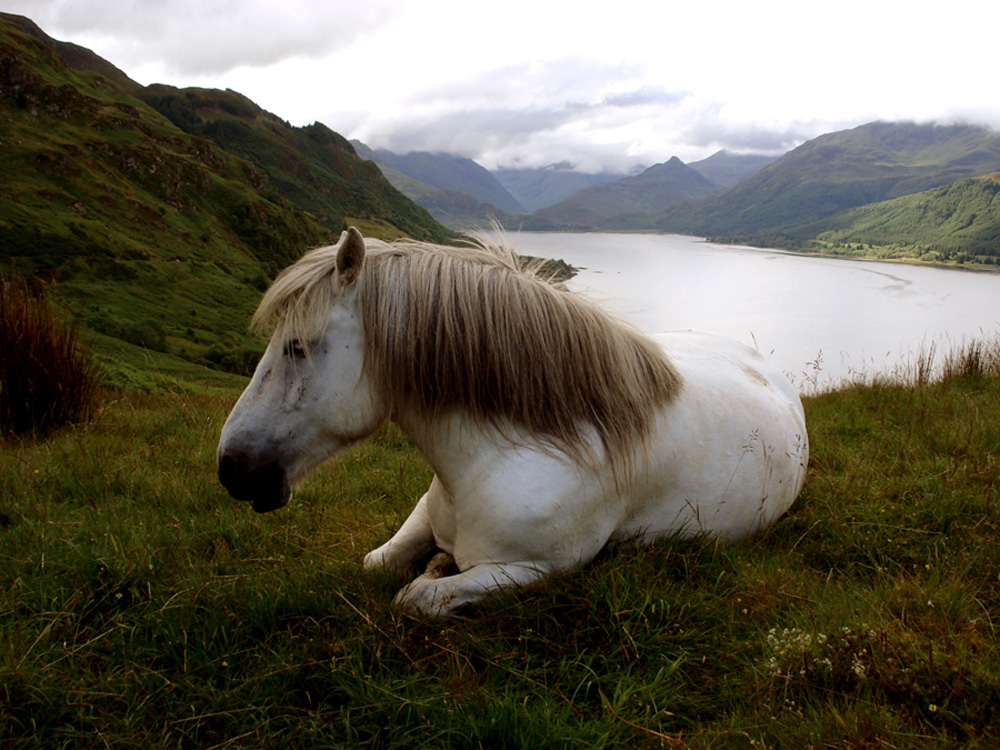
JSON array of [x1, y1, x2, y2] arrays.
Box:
[[393, 576, 457, 620]]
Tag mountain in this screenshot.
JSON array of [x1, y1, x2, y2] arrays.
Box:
[[802, 172, 1000, 263], [652, 121, 1000, 244], [138, 87, 453, 243], [353, 142, 524, 215], [522, 157, 716, 231], [1, 12, 140, 93], [687, 150, 777, 189], [493, 162, 627, 212], [375, 165, 520, 230], [352, 142, 516, 229], [492, 152, 771, 217], [0, 15, 453, 384]]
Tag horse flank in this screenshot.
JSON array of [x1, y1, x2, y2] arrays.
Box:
[[253, 234, 683, 475]]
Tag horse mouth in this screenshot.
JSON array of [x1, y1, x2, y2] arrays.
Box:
[[251, 489, 291, 514], [218, 453, 291, 513]]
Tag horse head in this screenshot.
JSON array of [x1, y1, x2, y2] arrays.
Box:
[[217, 227, 387, 512]]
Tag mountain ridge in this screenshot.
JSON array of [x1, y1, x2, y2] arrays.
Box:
[[521, 157, 716, 231], [650, 121, 1000, 244], [353, 141, 523, 215]]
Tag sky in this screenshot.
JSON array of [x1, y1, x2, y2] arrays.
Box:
[[6, 0, 1000, 173]]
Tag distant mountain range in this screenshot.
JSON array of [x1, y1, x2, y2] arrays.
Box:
[[494, 163, 628, 212], [685, 151, 778, 190], [352, 141, 523, 217], [359, 147, 778, 229], [522, 157, 716, 231], [359, 118, 1000, 264], [650, 121, 1000, 247]]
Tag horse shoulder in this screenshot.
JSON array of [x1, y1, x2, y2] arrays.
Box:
[[403, 413, 622, 572]]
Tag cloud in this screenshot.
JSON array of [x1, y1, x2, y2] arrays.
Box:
[[4, 0, 401, 76], [348, 58, 703, 172], [679, 109, 835, 155], [9, 0, 1000, 174]]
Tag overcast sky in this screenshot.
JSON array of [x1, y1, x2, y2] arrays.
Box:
[[7, 0, 999, 173]]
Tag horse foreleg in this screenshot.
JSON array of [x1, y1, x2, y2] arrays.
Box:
[[363, 491, 437, 573], [393, 561, 548, 619]]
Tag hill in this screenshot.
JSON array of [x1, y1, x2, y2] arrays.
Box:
[[652, 121, 1000, 245], [801, 172, 1000, 263], [353, 142, 524, 215], [139, 88, 453, 244], [522, 157, 716, 231], [1, 12, 140, 92], [0, 15, 454, 386], [493, 162, 627, 212]]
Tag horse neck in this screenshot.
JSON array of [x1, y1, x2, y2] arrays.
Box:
[[390, 406, 505, 488]]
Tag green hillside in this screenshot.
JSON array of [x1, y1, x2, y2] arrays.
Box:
[[523, 157, 715, 231], [802, 172, 1000, 263], [652, 121, 1000, 245], [0, 16, 453, 388], [140, 88, 455, 244]]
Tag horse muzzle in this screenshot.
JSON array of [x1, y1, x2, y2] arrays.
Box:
[[217, 452, 291, 513]]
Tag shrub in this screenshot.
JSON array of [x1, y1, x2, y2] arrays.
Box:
[[0, 274, 98, 436], [85, 310, 168, 351]]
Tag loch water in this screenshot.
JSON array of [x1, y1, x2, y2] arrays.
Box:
[[510, 232, 1000, 390]]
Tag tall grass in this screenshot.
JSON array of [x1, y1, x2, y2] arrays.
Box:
[[798, 336, 1000, 395], [1, 347, 998, 747], [0, 274, 98, 436]]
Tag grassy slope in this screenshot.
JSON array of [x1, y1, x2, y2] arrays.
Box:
[[800, 173, 1000, 264], [2, 354, 999, 748]]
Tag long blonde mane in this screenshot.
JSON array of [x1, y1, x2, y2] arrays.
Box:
[[254, 232, 683, 474]]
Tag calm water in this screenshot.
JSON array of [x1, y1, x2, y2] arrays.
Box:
[[509, 232, 1000, 390]]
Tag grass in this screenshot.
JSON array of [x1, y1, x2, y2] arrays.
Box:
[[1, 349, 999, 748]]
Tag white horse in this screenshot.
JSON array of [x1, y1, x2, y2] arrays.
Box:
[[218, 227, 808, 618]]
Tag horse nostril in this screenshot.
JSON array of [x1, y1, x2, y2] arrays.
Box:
[[217, 451, 289, 511], [218, 453, 240, 492]]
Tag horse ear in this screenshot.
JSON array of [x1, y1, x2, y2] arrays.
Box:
[[336, 226, 366, 290]]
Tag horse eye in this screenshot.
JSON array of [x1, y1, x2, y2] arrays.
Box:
[[283, 339, 308, 358]]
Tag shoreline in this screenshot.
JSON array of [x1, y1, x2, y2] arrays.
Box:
[[510, 229, 1000, 275], [706, 238, 1000, 275]]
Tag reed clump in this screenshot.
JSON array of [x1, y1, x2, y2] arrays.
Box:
[[0, 274, 98, 436]]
